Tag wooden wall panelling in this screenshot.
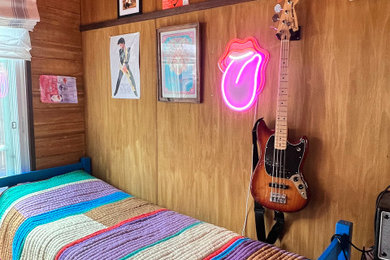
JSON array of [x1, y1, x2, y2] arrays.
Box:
[[83, 21, 158, 204], [155, 0, 203, 11], [80, 0, 157, 25], [81, 0, 117, 25], [81, 0, 209, 25], [34, 120, 85, 139], [81, 0, 390, 259], [35, 134, 85, 158], [38, 0, 81, 14], [35, 152, 86, 169], [291, 0, 390, 258], [80, 0, 257, 31], [31, 0, 85, 169], [155, 0, 275, 243]]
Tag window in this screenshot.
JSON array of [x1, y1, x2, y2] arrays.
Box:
[[0, 59, 31, 177], [0, 0, 39, 178]]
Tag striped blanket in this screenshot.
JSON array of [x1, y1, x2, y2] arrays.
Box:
[[0, 171, 307, 260]]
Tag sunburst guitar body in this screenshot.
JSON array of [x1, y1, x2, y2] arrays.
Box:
[[251, 119, 309, 212]]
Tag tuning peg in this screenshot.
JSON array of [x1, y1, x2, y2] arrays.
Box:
[[274, 4, 282, 13], [272, 14, 280, 22]]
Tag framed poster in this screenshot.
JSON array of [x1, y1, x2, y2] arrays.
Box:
[[110, 32, 140, 99], [157, 23, 200, 103], [118, 0, 141, 17]]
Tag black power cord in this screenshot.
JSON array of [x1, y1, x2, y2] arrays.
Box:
[[330, 234, 373, 260]]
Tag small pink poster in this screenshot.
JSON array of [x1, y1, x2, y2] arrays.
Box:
[[39, 75, 78, 103], [162, 0, 189, 10]]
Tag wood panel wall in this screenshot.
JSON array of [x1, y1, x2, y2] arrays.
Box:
[[82, 0, 390, 258], [81, 0, 207, 25], [31, 0, 85, 169]]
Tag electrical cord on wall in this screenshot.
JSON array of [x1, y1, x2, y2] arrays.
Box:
[[331, 234, 374, 260], [241, 99, 260, 236]]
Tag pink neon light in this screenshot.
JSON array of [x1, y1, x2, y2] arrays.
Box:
[[218, 38, 269, 111], [235, 54, 261, 84], [0, 67, 8, 99]]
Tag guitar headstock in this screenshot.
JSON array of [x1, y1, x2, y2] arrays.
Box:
[[272, 0, 300, 41]]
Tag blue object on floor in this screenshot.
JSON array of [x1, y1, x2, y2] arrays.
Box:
[[318, 220, 353, 260]]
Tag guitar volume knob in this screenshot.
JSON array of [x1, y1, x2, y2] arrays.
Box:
[[293, 176, 299, 182], [298, 184, 304, 189]]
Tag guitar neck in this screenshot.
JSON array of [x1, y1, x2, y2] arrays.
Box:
[[274, 39, 290, 150]]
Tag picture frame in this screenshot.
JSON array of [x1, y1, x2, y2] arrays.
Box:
[[118, 0, 142, 18], [157, 23, 201, 103]]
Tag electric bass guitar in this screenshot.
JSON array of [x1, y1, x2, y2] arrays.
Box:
[[250, 0, 309, 213]]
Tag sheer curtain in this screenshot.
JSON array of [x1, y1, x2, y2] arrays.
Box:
[[0, 59, 30, 176], [0, 0, 39, 177]]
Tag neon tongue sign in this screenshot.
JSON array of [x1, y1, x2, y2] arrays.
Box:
[[218, 37, 269, 111], [0, 65, 9, 98]]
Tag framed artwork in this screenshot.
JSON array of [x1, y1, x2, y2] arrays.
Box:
[[118, 0, 141, 18], [162, 0, 189, 10], [157, 23, 200, 103], [109, 32, 140, 99]]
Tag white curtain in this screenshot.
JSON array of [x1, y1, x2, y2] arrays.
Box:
[[0, 27, 32, 60], [0, 59, 30, 177]]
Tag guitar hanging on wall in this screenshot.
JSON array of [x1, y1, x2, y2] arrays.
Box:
[[251, 0, 309, 213]]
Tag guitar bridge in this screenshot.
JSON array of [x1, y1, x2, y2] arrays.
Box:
[[270, 192, 287, 204]]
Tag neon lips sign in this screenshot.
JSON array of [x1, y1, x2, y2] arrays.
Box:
[[218, 37, 269, 111], [0, 65, 8, 98]]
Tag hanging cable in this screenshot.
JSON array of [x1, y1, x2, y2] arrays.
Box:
[[241, 99, 260, 236], [330, 234, 374, 260]]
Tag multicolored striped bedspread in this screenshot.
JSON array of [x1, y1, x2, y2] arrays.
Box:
[[0, 171, 307, 260]]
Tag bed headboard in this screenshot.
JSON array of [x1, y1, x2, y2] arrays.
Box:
[[0, 157, 91, 188]]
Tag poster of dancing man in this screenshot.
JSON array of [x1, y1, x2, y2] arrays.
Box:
[[110, 32, 140, 99]]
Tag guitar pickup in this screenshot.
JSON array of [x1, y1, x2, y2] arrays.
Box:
[[269, 183, 289, 189]]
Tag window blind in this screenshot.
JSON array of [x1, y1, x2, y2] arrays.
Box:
[[0, 0, 40, 31], [0, 0, 40, 60]]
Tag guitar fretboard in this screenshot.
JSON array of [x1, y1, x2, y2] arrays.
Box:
[[275, 39, 289, 150]]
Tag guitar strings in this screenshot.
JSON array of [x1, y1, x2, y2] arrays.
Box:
[[285, 39, 290, 196], [275, 38, 289, 200], [283, 38, 289, 197], [276, 38, 288, 199], [282, 38, 288, 197]]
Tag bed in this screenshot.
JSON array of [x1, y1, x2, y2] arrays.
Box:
[[0, 158, 351, 260]]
